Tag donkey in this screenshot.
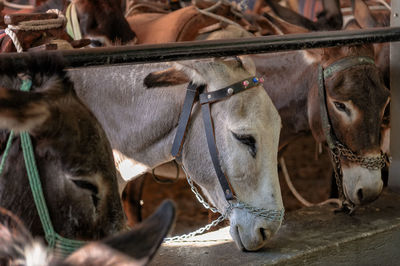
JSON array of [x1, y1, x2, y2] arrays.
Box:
[[34, 0, 135, 45], [252, 45, 389, 207], [0, 200, 175, 265], [68, 49, 284, 251], [0, 54, 127, 252]]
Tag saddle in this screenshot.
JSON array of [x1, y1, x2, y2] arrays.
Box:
[[0, 13, 90, 53], [127, 2, 284, 44], [127, 6, 219, 44]]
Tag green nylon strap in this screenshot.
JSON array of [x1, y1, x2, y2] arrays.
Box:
[[0, 79, 85, 257]]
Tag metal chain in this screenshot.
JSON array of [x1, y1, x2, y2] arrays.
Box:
[[164, 165, 284, 243], [164, 211, 230, 243], [335, 142, 388, 170], [185, 169, 220, 214], [330, 148, 345, 200], [327, 140, 391, 213]]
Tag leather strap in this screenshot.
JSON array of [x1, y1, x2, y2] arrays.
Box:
[[318, 65, 337, 150], [171, 76, 262, 201], [201, 103, 234, 200], [171, 82, 204, 158], [323, 56, 375, 79], [200, 77, 263, 104]]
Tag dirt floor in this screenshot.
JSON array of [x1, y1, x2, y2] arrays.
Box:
[[136, 134, 334, 235]]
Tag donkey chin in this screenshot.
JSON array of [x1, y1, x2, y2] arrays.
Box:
[[342, 163, 383, 205], [229, 208, 282, 251]]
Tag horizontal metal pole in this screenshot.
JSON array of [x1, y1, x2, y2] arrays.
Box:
[[1, 27, 400, 68]]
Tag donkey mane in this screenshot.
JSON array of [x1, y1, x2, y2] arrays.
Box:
[[0, 53, 71, 93]]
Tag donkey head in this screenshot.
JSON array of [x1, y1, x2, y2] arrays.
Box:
[[171, 56, 283, 251], [307, 42, 390, 205], [73, 0, 135, 45], [35, 0, 135, 46], [0, 54, 125, 240], [0, 200, 175, 265]]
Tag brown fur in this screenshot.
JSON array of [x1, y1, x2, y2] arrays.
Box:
[[0, 54, 124, 243], [143, 68, 189, 88], [35, 0, 135, 44]]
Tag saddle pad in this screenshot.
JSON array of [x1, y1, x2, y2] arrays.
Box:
[[127, 6, 218, 44]]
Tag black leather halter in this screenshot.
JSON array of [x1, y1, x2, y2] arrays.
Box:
[[171, 76, 264, 201]]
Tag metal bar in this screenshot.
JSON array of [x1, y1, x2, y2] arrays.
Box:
[[389, 4, 400, 193], [1, 27, 400, 68]]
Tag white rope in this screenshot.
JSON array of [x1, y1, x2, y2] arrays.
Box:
[[4, 9, 66, 52], [4, 28, 23, 52], [2, 0, 34, 10], [279, 157, 342, 208], [7, 10, 66, 31]]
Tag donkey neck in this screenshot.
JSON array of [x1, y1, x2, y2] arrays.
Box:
[[252, 51, 318, 149], [68, 64, 186, 168]]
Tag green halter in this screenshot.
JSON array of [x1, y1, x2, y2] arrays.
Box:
[[0, 79, 85, 257]]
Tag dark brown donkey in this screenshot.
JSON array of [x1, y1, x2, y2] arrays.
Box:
[[34, 0, 135, 45], [252, 38, 389, 207], [0, 54, 125, 251]]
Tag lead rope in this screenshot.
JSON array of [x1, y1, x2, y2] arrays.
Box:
[[0, 80, 85, 258]]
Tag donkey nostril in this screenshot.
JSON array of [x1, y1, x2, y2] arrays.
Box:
[[357, 189, 364, 202], [260, 228, 266, 241], [259, 228, 271, 241]]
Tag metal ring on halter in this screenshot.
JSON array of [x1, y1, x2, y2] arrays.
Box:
[[152, 160, 180, 184]]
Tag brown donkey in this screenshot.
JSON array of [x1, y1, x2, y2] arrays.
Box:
[[34, 0, 135, 45], [0, 54, 125, 251]]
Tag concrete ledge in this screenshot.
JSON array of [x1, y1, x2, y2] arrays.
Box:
[[151, 190, 400, 265]]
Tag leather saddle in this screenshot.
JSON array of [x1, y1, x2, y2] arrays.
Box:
[[127, 6, 219, 44]]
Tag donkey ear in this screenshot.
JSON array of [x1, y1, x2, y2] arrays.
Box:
[[0, 207, 36, 261], [351, 0, 378, 28], [307, 84, 325, 143], [65, 200, 176, 266], [144, 67, 189, 88], [0, 88, 50, 133], [172, 60, 209, 85]]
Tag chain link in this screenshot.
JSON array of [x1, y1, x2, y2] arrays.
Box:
[[328, 140, 390, 213], [164, 211, 230, 243], [335, 142, 388, 170]]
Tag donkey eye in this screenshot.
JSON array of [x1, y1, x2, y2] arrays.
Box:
[[71, 179, 98, 195], [234, 56, 243, 67], [232, 132, 257, 158], [333, 101, 348, 113]]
